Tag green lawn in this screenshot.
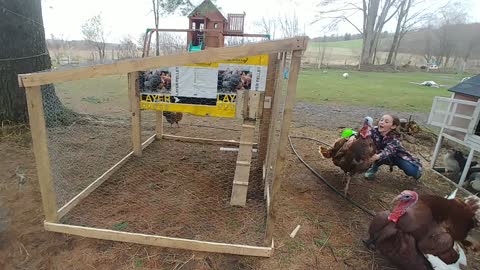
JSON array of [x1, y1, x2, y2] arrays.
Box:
[[296, 69, 467, 112]]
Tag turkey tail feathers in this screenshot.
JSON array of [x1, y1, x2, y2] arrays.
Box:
[[465, 195, 480, 225], [319, 146, 332, 158]]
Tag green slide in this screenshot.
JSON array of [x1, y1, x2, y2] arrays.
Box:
[[188, 41, 204, 52]]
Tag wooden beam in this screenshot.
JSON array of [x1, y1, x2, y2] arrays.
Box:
[[224, 33, 271, 38], [57, 135, 156, 219], [129, 72, 142, 156], [247, 91, 263, 120], [162, 134, 257, 146], [18, 37, 309, 87], [258, 53, 279, 165], [264, 53, 286, 199], [266, 50, 304, 242], [44, 222, 273, 257], [430, 168, 475, 196], [25, 86, 58, 222], [155, 111, 163, 140]]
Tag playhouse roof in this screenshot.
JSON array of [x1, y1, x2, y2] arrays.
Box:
[[188, 0, 226, 21], [449, 75, 480, 98]]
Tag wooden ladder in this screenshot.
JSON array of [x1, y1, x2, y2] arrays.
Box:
[[230, 90, 262, 206]]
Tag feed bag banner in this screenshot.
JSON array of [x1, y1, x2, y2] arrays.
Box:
[[139, 54, 269, 118]]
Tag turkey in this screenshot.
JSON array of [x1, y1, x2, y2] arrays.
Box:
[[365, 189, 480, 270], [319, 116, 376, 196]]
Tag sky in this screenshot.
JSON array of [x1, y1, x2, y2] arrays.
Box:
[[41, 0, 480, 43]]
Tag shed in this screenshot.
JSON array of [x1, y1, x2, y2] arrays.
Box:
[[428, 75, 480, 187]]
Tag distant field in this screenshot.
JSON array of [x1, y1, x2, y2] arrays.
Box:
[[53, 69, 468, 116], [308, 39, 363, 50], [296, 69, 467, 112]]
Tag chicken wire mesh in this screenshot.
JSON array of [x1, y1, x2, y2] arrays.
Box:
[[41, 72, 271, 246]]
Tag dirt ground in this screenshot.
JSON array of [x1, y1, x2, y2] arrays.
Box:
[[1, 103, 479, 270]]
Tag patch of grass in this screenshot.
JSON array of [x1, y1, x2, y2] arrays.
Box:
[[112, 221, 129, 231], [134, 258, 144, 268], [54, 75, 128, 116], [313, 231, 331, 248], [296, 69, 467, 112], [226, 219, 242, 230]]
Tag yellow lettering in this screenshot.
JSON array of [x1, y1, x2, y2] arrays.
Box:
[[165, 95, 171, 102], [229, 95, 236, 102], [146, 95, 152, 102], [223, 95, 230, 102]]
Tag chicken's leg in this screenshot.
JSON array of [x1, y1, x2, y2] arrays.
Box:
[[344, 174, 351, 197]]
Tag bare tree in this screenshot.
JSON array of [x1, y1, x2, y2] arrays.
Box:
[[81, 14, 106, 62], [278, 12, 302, 38], [255, 16, 277, 40], [48, 34, 72, 65], [157, 33, 186, 55], [317, 35, 329, 68], [224, 36, 257, 46], [433, 1, 467, 67], [314, 0, 401, 65], [386, 0, 412, 64], [117, 36, 139, 59]]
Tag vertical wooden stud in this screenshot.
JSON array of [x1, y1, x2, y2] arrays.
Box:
[[258, 54, 279, 164], [129, 72, 142, 156], [25, 86, 58, 222], [266, 50, 303, 242]]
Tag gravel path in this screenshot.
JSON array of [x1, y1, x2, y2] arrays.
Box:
[[293, 102, 429, 129]]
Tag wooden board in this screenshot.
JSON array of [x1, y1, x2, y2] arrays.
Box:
[[129, 72, 142, 156], [266, 50, 303, 241], [25, 86, 58, 222], [264, 53, 286, 198], [155, 111, 163, 140], [18, 37, 309, 87], [44, 222, 273, 257], [258, 53, 279, 164], [162, 134, 256, 146]]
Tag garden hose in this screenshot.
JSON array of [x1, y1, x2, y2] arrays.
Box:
[[288, 135, 375, 217]]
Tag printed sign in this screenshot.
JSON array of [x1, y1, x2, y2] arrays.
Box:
[[139, 54, 269, 118]]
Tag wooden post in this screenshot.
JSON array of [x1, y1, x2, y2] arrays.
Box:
[[264, 53, 286, 198], [459, 148, 475, 187], [128, 72, 142, 156], [430, 94, 454, 168], [430, 134, 443, 168], [258, 53, 279, 164], [156, 111, 163, 140], [25, 86, 58, 222], [266, 50, 303, 242]]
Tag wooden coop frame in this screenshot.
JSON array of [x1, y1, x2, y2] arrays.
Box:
[[428, 75, 480, 191], [18, 37, 309, 257]]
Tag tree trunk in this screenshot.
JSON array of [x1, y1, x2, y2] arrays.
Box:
[[360, 0, 380, 65], [0, 0, 68, 124]]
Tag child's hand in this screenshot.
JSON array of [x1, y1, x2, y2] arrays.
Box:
[[345, 135, 356, 148], [371, 154, 381, 162]]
